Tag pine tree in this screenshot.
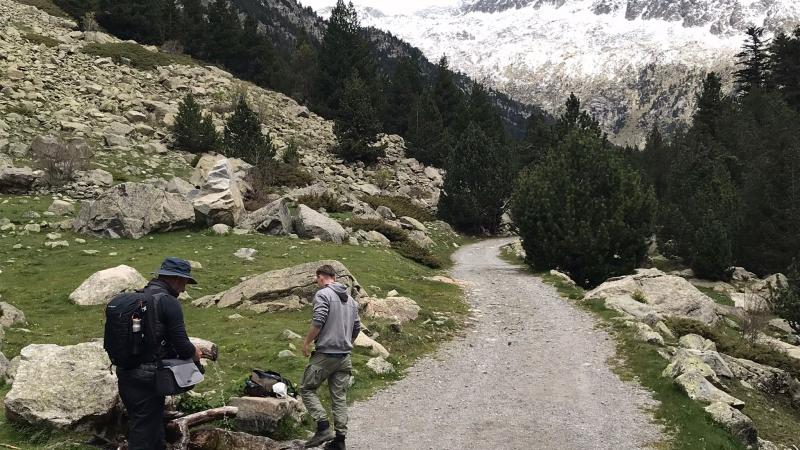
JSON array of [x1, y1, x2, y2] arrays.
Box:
[[432, 56, 464, 129], [385, 56, 424, 135], [512, 129, 656, 287], [406, 92, 448, 167], [556, 93, 602, 140], [223, 95, 274, 167], [290, 39, 318, 105], [456, 84, 506, 144], [174, 93, 219, 153], [96, 0, 170, 44], [438, 122, 512, 234], [734, 26, 771, 95], [769, 28, 800, 111], [639, 126, 670, 198], [315, 0, 379, 119], [517, 111, 556, 170], [205, 0, 242, 69], [694, 73, 724, 137], [333, 71, 385, 163]]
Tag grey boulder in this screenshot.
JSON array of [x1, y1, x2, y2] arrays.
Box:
[[3, 341, 119, 431], [294, 204, 347, 243], [193, 260, 364, 312], [189, 158, 245, 226], [69, 265, 147, 306], [0, 166, 42, 194], [239, 197, 293, 235], [73, 182, 195, 239]]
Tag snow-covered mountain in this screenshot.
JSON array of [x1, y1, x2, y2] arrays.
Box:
[[351, 0, 800, 144]]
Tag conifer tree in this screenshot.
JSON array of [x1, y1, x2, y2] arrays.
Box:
[[315, 0, 378, 118], [734, 27, 771, 94], [694, 72, 724, 137], [223, 95, 274, 167], [406, 92, 448, 167], [517, 111, 556, 170], [290, 39, 318, 105], [333, 71, 384, 163], [174, 93, 219, 153], [639, 126, 670, 197], [457, 84, 506, 144], [512, 130, 656, 287], [438, 122, 512, 234], [770, 28, 800, 110], [556, 93, 602, 140], [385, 56, 424, 135], [432, 56, 464, 129]]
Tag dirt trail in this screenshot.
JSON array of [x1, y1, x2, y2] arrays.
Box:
[[347, 238, 663, 450]]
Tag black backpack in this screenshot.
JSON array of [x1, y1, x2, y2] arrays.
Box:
[[244, 369, 298, 398], [103, 291, 166, 369]]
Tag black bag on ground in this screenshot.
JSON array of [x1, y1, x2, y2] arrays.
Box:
[[244, 369, 298, 398], [103, 292, 151, 369]]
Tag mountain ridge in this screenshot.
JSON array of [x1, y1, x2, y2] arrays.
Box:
[[354, 0, 800, 144]]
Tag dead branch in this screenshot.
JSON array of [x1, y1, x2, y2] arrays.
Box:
[[168, 406, 238, 450]]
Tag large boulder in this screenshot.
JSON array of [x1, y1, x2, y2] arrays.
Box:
[[3, 341, 119, 431], [193, 260, 365, 311], [239, 197, 293, 235], [584, 268, 722, 325], [0, 166, 42, 194], [0, 301, 26, 328], [69, 265, 147, 305], [363, 297, 421, 324], [354, 331, 390, 358], [190, 154, 252, 198], [721, 354, 800, 406], [704, 402, 758, 447], [188, 158, 245, 226], [294, 205, 347, 243], [189, 428, 304, 450], [229, 396, 306, 435], [73, 182, 195, 239], [673, 371, 745, 408], [0, 352, 9, 381]]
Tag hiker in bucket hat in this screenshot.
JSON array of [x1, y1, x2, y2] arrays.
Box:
[[113, 257, 201, 450]]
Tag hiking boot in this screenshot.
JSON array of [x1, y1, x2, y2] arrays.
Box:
[[323, 434, 345, 450], [304, 422, 335, 448]]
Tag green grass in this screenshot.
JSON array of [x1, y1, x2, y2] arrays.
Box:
[[494, 256, 748, 449], [22, 32, 61, 47], [361, 195, 435, 222], [81, 43, 195, 70], [13, 0, 69, 18], [0, 194, 470, 448], [696, 286, 735, 306]]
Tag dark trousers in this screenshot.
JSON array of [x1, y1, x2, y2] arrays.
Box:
[[117, 365, 166, 450]]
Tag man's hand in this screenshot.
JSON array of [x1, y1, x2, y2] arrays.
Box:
[[193, 346, 203, 362], [303, 324, 321, 358]]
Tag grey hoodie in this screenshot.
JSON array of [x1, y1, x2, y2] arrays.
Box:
[[312, 282, 361, 354]]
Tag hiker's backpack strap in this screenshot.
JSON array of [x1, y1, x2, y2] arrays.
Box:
[[145, 293, 169, 360]]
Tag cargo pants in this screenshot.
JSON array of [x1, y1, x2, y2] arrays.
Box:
[[300, 352, 352, 435]]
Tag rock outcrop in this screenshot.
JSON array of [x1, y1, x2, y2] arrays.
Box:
[[69, 265, 147, 305], [229, 396, 306, 436], [239, 197, 293, 235], [73, 182, 195, 239], [3, 341, 119, 430], [0, 166, 42, 194], [363, 296, 421, 324], [585, 268, 722, 325], [189, 158, 245, 226], [193, 260, 364, 312], [294, 204, 348, 243]]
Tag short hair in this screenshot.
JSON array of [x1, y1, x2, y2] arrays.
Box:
[[316, 264, 337, 278]]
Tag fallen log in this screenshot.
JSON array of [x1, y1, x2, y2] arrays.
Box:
[[168, 406, 238, 450]]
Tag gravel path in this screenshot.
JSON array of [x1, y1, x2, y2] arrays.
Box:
[[347, 238, 663, 450]]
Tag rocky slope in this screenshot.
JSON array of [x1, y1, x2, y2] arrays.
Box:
[[0, 0, 442, 209], [345, 0, 800, 145]]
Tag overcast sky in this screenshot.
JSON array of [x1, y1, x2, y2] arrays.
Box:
[[301, 0, 458, 15]]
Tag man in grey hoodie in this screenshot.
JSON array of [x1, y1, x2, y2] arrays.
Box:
[[301, 264, 361, 449]]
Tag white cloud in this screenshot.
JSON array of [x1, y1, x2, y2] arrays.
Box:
[[300, 0, 458, 16]]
